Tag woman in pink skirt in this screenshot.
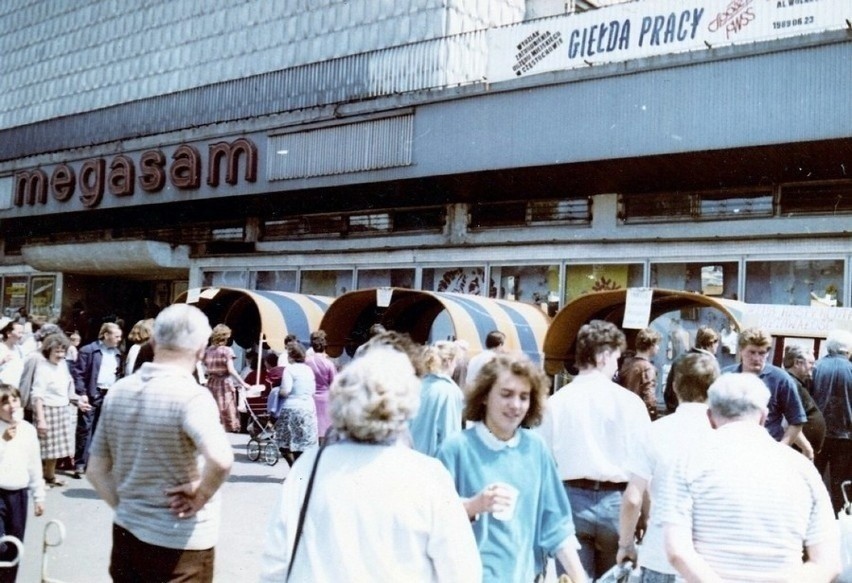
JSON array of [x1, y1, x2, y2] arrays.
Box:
[[305, 330, 336, 444]]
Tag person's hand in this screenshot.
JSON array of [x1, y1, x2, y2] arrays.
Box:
[[165, 480, 211, 519], [2, 424, 16, 441], [34, 502, 44, 517], [36, 419, 48, 438], [799, 441, 815, 461], [469, 483, 513, 516], [617, 540, 637, 565], [76, 399, 92, 413]]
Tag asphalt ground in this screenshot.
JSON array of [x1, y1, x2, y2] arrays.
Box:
[[14, 432, 288, 583]]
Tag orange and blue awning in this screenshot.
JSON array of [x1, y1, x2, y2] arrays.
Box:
[[320, 288, 551, 365], [175, 286, 332, 352]]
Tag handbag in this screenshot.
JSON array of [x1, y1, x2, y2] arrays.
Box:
[[287, 442, 328, 582]]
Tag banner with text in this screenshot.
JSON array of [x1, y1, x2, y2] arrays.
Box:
[[487, 0, 850, 82]]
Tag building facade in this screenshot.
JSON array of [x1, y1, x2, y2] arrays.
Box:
[[1, 0, 850, 355]]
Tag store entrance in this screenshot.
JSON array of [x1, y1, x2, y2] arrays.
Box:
[[61, 274, 177, 343]]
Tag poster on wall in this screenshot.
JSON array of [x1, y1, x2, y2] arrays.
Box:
[[30, 276, 56, 318], [3, 277, 28, 318], [487, 0, 850, 83], [565, 264, 628, 302]]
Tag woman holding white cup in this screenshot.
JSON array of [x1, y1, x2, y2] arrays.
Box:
[[438, 354, 587, 583]]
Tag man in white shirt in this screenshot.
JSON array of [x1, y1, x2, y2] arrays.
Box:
[[539, 320, 651, 580], [617, 352, 720, 581], [659, 373, 840, 582], [72, 322, 123, 478], [464, 330, 505, 388]]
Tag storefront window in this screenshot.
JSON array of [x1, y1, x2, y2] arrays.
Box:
[[422, 266, 492, 296], [2, 276, 28, 318], [356, 269, 415, 289], [650, 262, 739, 298], [255, 270, 297, 292], [564, 263, 643, 302], [745, 260, 844, 306], [202, 270, 248, 288], [29, 276, 56, 319], [301, 270, 352, 297], [491, 264, 560, 315]]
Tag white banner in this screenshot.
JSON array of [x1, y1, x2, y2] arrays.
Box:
[[487, 0, 850, 82]]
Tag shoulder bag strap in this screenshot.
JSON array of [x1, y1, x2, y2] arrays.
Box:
[[286, 442, 327, 581]]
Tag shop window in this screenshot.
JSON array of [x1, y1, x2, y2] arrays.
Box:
[[422, 266, 492, 296], [779, 180, 852, 216], [255, 271, 297, 292], [564, 263, 643, 302], [491, 264, 560, 315], [2, 276, 29, 317], [357, 269, 415, 289], [650, 262, 738, 298], [301, 270, 352, 297], [202, 270, 248, 288], [745, 260, 844, 306]]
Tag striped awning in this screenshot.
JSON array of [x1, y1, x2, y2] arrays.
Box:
[[175, 286, 333, 352], [320, 288, 551, 365], [543, 288, 744, 375]]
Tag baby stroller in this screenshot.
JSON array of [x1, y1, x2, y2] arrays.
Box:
[[243, 389, 280, 466]]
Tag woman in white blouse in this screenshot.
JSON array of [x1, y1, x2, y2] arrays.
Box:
[[31, 333, 89, 487]]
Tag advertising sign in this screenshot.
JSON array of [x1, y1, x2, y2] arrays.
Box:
[[487, 0, 850, 82]]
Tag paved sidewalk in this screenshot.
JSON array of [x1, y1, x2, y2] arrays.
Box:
[[15, 433, 288, 583]]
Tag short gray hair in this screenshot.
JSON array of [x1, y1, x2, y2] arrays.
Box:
[[153, 304, 211, 353], [824, 329, 852, 356], [330, 346, 420, 443], [708, 373, 770, 420]]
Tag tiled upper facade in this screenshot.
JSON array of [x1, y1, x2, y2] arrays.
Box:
[[0, 0, 526, 130]]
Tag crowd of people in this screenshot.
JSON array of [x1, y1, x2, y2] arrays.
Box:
[[0, 305, 849, 583]]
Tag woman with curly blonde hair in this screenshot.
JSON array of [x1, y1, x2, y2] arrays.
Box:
[[261, 345, 481, 581]]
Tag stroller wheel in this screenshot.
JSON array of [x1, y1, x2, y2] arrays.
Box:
[[246, 439, 261, 461], [263, 442, 280, 466]]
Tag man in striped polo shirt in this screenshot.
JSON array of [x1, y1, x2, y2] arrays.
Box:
[[87, 304, 233, 583], [659, 372, 840, 582]]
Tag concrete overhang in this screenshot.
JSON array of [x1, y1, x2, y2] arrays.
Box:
[[21, 240, 189, 279]]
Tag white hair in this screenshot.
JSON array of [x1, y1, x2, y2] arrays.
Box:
[[330, 346, 420, 443], [707, 372, 770, 420], [824, 329, 852, 356], [153, 304, 211, 353]]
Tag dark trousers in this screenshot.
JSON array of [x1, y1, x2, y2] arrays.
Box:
[[0, 488, 28, 583], [822, 437, 852, 515], [74, 397, 103, 471], [110, 524, 214, 583]]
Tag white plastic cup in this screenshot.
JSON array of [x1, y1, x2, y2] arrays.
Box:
[[491, 482, 519, 521]]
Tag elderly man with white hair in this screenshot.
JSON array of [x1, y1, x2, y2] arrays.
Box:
[[658, 372, 840, 583], [812, 328, 852, 515]]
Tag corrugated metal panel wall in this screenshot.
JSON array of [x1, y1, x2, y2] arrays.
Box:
[[267, 114, 414, 179]]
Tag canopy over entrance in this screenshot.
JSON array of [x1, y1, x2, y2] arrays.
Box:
[[175, 286, 332, 352], [543, 288, 852, 374], [320, 288, 551, 365]]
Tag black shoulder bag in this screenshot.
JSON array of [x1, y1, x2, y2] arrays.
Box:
[[286, 442, 328, 581]]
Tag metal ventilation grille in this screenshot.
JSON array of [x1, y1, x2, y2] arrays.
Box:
[[263, 206, 444, 240], [268, 114, 414, 180], [780, 181, 852, 216], [471, 198, 591, 229], [621, 189, 773, 223]]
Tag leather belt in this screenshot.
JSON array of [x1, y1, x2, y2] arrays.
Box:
[[564, 479, 627, 492]]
